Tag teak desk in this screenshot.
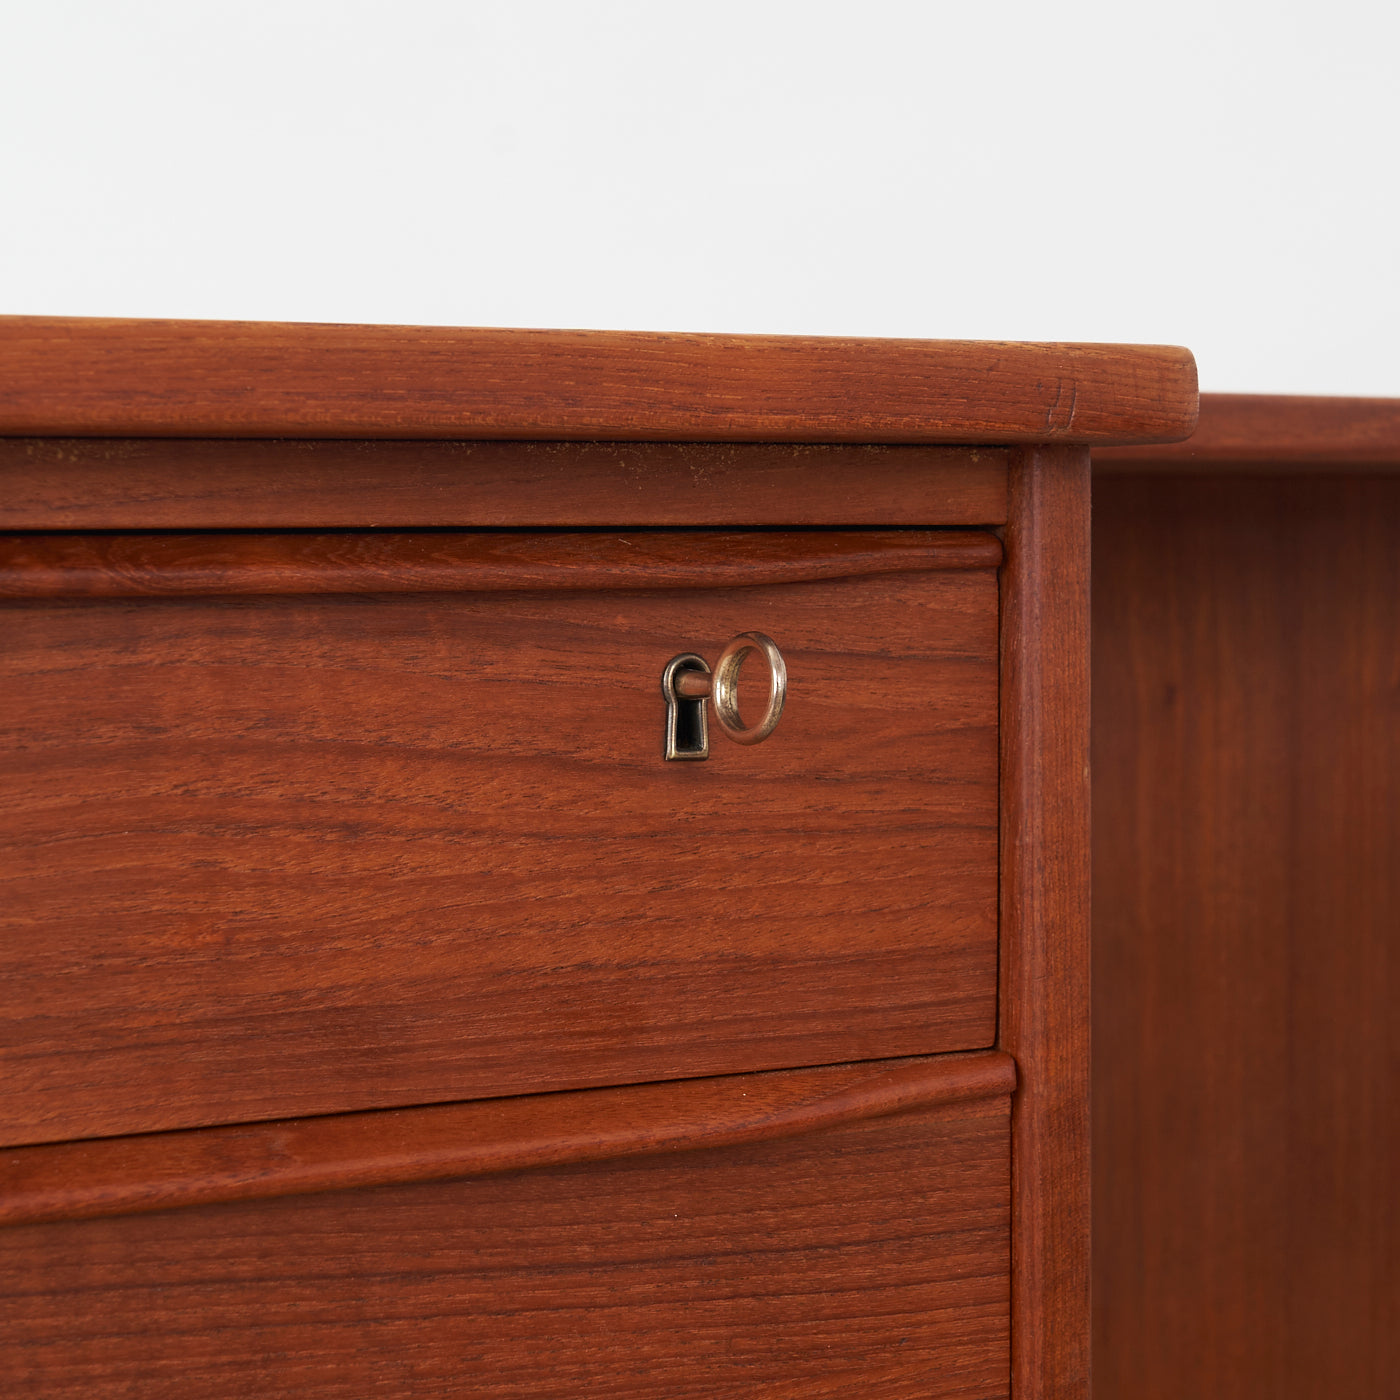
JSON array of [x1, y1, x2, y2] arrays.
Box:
[[0, 318, 1197, 1398]]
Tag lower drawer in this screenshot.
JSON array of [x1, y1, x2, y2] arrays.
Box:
[[0, 1054, 1013, 1399]]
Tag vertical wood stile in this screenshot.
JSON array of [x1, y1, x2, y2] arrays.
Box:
[[1001, 445, 1092, 1399]]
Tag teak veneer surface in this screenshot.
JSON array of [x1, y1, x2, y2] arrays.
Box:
[[1, 534, 999, 1145], [0, 1050, 1016, 1226], [0, 316, 1197, 444], [0, 1092, 1011, 1400], [1093, 474, 1400, 1399], [1093, 392, 1400, 470], [0, 439, 1010, 529]]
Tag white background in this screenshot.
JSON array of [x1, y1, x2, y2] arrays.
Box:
[[2, 1, 1396, 394]]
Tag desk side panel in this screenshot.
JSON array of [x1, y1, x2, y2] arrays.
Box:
[[1093, 474, 1400, 1399]]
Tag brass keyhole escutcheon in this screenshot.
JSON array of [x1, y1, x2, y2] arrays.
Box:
[[661, 632, 787, 761]]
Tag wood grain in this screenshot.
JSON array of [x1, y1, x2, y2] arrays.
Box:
[[0, 547, 999, 1146], [1093, 474, 1400, 1399], [0, 316, 1197, 444], [1094, 392, 1400, 471], [0, 438, 1011, 529], [0, 529, 1001, 598], [0, 1050, 1015, 1226], [0, 1092, 1010, 1399], [1000, 446, 1092, 1400]]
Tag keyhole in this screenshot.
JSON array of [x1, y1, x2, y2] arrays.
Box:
[[662, 654, 711, 760]]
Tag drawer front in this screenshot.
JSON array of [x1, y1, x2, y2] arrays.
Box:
[[0, 1073, 1011, 1399], [1, 531, 1000, 1144]]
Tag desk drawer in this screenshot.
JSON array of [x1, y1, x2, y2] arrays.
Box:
[[0, 1054, 1013, 1399], [0, 530, 999, 1145]]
